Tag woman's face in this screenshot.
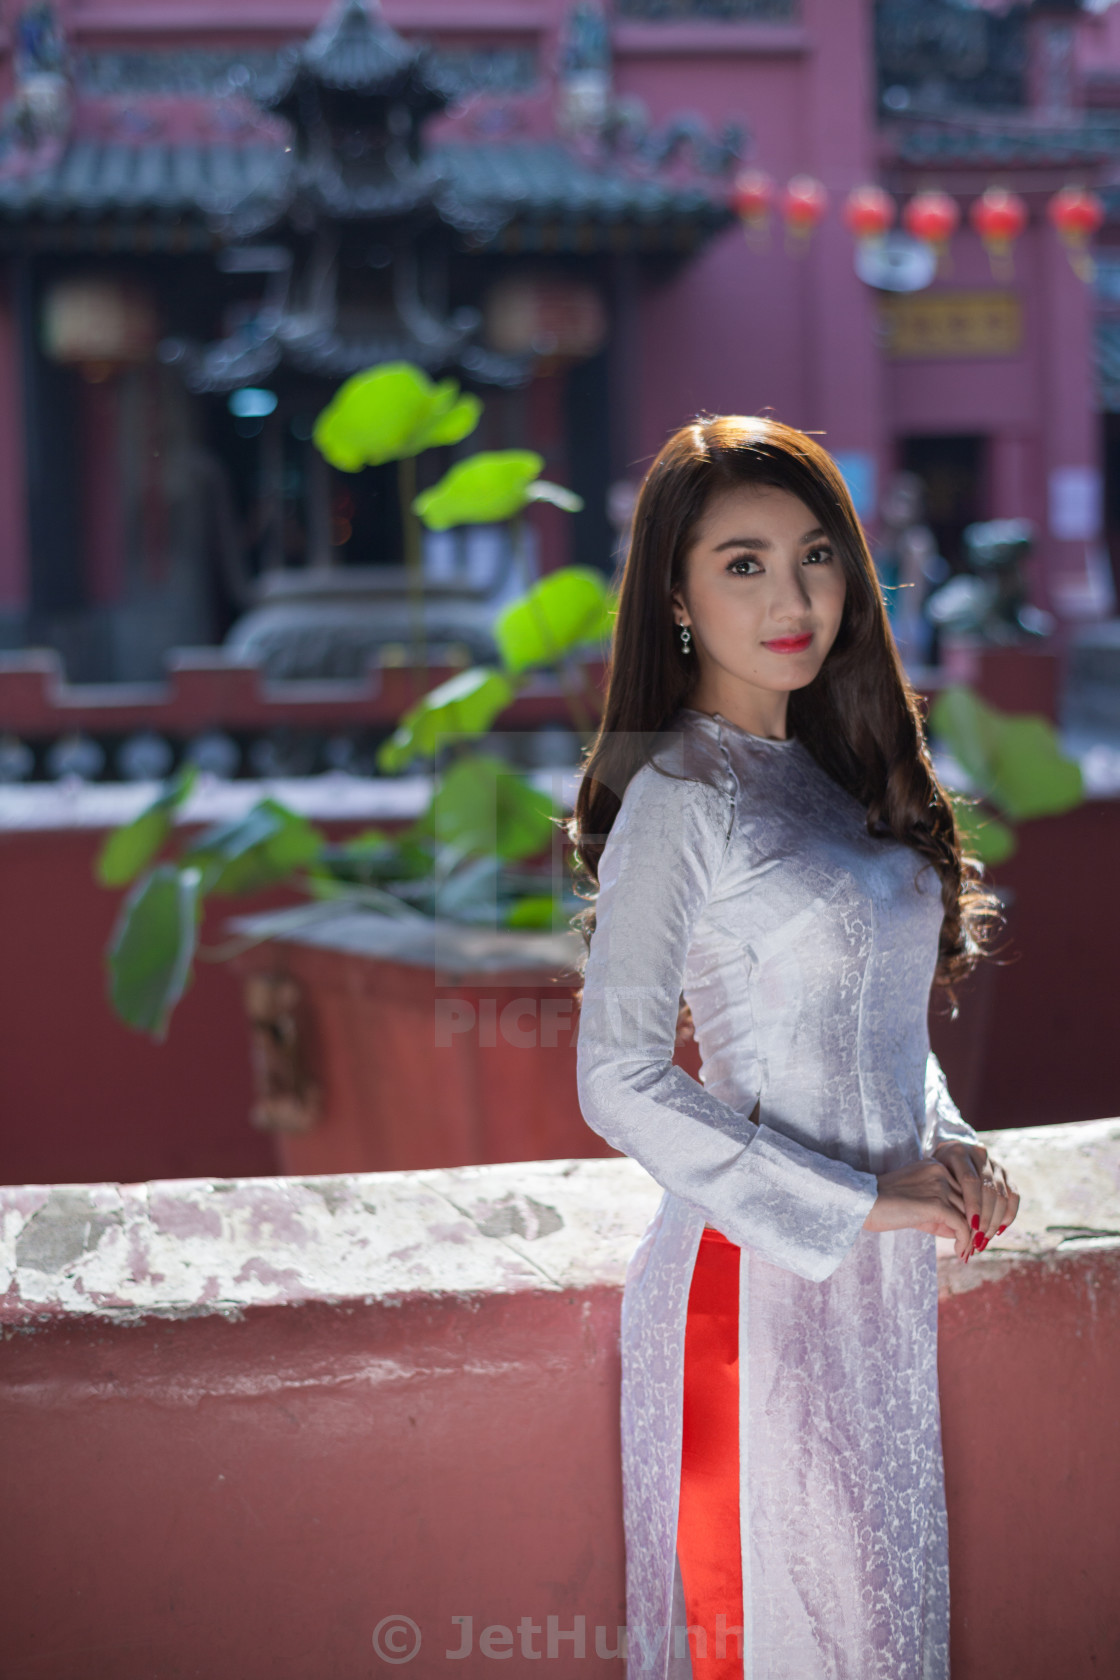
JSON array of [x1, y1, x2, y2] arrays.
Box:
[[670, 481, 848, 722]]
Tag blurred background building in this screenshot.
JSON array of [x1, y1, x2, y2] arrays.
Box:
[[0, 0, 1115, 1222], [0, 0, 1117, 693]]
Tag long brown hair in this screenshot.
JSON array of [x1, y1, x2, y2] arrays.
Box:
[[566, 414, 1003, 1016]]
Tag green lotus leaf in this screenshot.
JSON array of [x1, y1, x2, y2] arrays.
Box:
[[494, 566, 616, 673], [421, 392, 483, 449], [412, 450, 546, 529], [180, 799, 325, 896], [338, 827, 394, 857], [316, 829, 430, 888], [95, 763, 198, 887], [945, 792, 1017, 866], [409, 753, 559, 863], [505, 893, 561, 930], [430, 853, 504, 922], [930, 686, 1083, 823], [106, 864, 203, 1040], [376, 666, 515, 772], [312, 363, 481, 471]]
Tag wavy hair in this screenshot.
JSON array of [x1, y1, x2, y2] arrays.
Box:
[[566, 414, 1004, 1017]]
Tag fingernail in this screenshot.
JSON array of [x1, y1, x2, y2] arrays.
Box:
[[997, 1224, 1007, 1234], [971, 1215, 980, 1229], [976, 1234, 988, 1251]]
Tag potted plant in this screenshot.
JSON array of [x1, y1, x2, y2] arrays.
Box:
[[924, 683, 1085, 1120], [96, 361, 619, 1175]]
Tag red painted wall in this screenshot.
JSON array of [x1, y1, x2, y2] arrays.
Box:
[[936, 797, 1120, 1129], [0, 826, 373, 1186], [0, 1136, 1116, 1680], [3, 792, 1118, 1188], [940, 1248, 1120, 1678], [0, 1287, 631, 1679]]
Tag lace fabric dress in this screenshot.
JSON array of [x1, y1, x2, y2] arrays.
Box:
[[575, 706, 981, 1680]]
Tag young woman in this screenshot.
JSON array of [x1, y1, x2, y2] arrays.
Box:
[[570, 416, 1020, 1680]]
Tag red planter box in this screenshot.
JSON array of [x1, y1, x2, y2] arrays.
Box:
[[229, 913, 626, 1175]]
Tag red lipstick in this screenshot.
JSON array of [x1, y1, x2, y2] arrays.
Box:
[[763, 633, 813, 654]]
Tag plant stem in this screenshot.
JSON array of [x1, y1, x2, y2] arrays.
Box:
[[398, 454, 428, 700]]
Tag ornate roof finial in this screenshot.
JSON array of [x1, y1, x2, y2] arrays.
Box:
[[260, 0, 452, 116]]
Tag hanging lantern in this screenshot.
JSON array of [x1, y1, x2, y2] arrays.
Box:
[[842, 185, 896, 246], [781, 176, 828, 253], [1047, 185, 1105, 282], [41, 276, 159, 382], [969, 187, 1028, 280], [730, 169, 776, 248], [902, 189, 960, 272]]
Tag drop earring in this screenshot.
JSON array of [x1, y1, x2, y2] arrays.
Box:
[[678, 620, 692, 655]]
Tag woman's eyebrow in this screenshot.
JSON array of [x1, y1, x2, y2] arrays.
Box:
[[713, 526, 827, 552]]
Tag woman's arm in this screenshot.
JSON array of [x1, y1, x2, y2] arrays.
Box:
[[922, 1050, 982, 1156], [921, 1049, 1021, 1252], [575, 759, 878, 1284]]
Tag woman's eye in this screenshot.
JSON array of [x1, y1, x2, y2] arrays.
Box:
[[805, 546, 834, 564], [728, 557, 761, 575]]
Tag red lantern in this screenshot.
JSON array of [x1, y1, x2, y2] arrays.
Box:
[[781, 176, 828, 252], [843, 185, 896, 244], [731, 169, 776, 248], [1047, 185, 1105, 282], [969, 187, 1028, 279], [902, 190, 960, 271]]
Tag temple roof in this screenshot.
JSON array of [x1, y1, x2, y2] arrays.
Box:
[[0, 138, 731, 253], [257, 0, 453, 125], [883, 114, 1120, 171]]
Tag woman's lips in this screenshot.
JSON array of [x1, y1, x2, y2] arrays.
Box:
[[763, 633, 813, 653]]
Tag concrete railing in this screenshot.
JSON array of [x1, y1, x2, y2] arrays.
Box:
[[1, 1119, 1118, 1679]]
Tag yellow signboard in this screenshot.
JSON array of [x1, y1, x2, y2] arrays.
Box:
[[878, 289, 1022, 359]]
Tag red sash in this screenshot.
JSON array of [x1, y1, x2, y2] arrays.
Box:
[[676, 1225, 745, 1678]]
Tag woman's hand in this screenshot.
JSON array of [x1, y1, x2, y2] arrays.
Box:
[[931, 1139, 1020, 1258], [862, 1159, 975, 1259], [675, 997, 696, 1050]]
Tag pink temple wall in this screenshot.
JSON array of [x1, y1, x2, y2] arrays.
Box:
[[0, 0, 1112, 622]]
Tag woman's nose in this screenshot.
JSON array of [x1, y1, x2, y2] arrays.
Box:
[[769, 561, 813, 614]]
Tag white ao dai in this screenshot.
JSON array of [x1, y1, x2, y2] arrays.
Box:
[[576, 706, 980, 1680]]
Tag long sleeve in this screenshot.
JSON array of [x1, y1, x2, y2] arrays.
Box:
[[921, 1050, 983, 1157], [576, 759, 879, 1284]]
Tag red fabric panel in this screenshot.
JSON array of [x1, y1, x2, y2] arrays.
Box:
[[676, 1225, 745, 1678]]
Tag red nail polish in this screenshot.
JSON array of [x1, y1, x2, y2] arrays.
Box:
[[976, 1234, 988, 1250], [971, 1215, 980, 1229], [997, 1224, 1007, 1234]]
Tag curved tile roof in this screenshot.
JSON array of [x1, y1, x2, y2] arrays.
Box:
[[0, 138, 730, 250], [887, 117, 1120, 170]]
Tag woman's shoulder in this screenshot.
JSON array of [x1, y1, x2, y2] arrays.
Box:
[[649, 707, 738, 785], [609, 718, 737, 866]]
